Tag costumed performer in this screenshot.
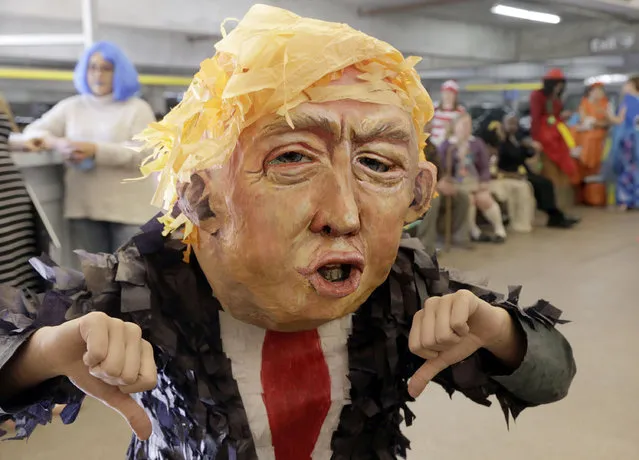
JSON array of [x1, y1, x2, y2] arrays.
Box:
[[0, 5, 576, 460], [606, 76, 639, 210], [483, 114, 578, 229], [575, 82, 609, 178], [573, 83, 610, 205], [481, 120, 535, 234], [428, 80, 465, 147], [413, 140, 472, 254], [439, 113, 508, 243], [529, 69, 578, 206]]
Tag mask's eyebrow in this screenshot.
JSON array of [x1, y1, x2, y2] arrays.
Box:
[[350, 119, 413, 145], [259, 112, 341, 139]]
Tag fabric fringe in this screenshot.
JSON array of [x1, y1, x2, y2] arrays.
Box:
[[1, 230, 569, 459]]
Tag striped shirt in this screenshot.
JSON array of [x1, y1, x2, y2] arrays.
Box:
[[0, 112, 41, 291], [429, 105, 465, 146]]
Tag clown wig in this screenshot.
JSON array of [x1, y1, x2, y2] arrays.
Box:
[[73, 41, 141, 101]]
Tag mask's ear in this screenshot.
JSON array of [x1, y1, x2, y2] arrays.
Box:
[[405, 161, 437, 224], [176, 171, 225, 235]]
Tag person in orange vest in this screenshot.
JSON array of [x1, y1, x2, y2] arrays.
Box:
[[571, 82, 611, 205], [575, 82, 610, 176]]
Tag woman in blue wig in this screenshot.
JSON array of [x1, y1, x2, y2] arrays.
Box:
[[22, 41, 157, 254], [606, 76, 639, 210]]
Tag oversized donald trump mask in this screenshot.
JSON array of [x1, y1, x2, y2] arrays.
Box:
[[136, 4, 437, 331]]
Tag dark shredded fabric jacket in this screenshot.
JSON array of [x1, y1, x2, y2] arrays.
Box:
[[0, 217, 576, 459]]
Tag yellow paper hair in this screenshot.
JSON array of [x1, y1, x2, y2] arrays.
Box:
[[135, 4, 435, 242]]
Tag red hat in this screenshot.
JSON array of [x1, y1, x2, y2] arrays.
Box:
[[544, 68, 565, 80], [441, 80, 460, 93]]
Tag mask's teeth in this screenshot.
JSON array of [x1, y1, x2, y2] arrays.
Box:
[[318, 264, 351, 282]]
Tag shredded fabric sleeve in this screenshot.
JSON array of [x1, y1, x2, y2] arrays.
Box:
[[0, 247, 141, 439], [0, 229, 576, 457], [398, 237, 576, 427]]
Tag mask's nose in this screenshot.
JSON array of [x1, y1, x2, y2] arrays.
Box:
[[309, 171, 360, 238]]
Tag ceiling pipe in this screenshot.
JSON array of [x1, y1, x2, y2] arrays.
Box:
[[403, 50, 509, 64], [185, 34, 223, 44], [358, 0, 471, 17], [0, 35, 85, 47], [0, 0, 97, 48], [538, 0, 639, 23]]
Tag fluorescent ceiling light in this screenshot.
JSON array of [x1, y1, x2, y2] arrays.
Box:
[[0, 34, 85, 47], [491, 4, 561, 24], [585, 74, 628, 86]]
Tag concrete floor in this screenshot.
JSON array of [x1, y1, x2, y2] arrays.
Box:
[[2, 208, 638, 459]]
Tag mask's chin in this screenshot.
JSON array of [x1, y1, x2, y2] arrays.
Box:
[[222, 302, 337, 332], [219, 282, 360, 332]]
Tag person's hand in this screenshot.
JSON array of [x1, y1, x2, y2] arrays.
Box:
[[48, 139, 96, 162], [436, 178, 457, 196], [525, 155, 540, 172], [407, 290, 514, 398], [531, 140, 543, 154], [69, 141, 97, 163], [31, 312, 157, 439], [23, 138, 44, 152], [46, 138, 74, 155]]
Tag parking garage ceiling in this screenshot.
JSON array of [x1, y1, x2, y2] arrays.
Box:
[[1, 0, 639, 79]]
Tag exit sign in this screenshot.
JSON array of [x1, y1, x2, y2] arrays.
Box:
[[589, 32, 636, 54]]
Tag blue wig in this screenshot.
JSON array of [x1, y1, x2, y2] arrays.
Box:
[[73, 41, 141, 101]]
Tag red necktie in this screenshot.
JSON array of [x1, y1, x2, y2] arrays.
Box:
[[261, 329, 331, 460]]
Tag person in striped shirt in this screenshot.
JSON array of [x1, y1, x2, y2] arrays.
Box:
[[0, 95, 44, 292], [428, 80, 466, 146]]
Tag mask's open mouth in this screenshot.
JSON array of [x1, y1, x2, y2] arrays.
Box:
[[298, 252, 365, 298], [317, 264, 352, 283], [306, 263, 362, 298]]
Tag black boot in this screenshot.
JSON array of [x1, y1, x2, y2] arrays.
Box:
[[564, 215, 581, 225], [546, 209, 576, 228]]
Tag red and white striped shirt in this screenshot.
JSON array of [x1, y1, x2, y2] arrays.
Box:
[[429, 105, 465, 146]]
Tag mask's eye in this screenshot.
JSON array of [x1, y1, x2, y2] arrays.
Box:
[[358, 156, 391, 173], [268, 152, 312, 165]]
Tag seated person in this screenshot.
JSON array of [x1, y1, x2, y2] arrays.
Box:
[[482, 121, 536, 233], [439, 113, 507, 243], [494, 114, 578, 228], [0, 6, 575, 459], [413, 140, 471, 254]]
